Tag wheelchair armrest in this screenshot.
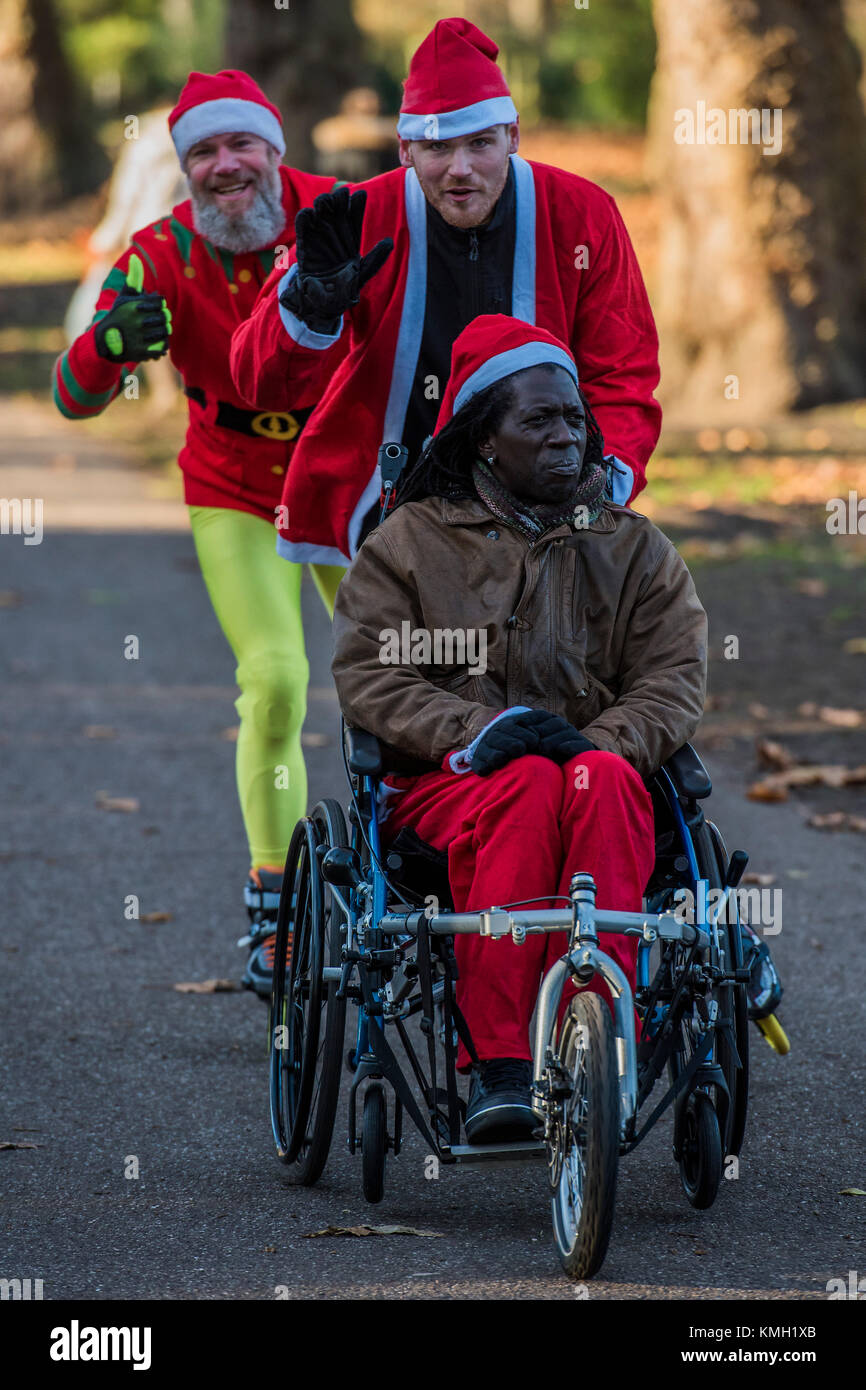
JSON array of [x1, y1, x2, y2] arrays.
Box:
[[344, 725, 384, 776], [661, 743, 712, 801]]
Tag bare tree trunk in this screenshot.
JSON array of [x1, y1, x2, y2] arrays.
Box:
[[0, 0, 108, 211], [647, 0, 866, 420], [225, 0, 371, 172]]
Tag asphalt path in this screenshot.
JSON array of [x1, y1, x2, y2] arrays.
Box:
[[1, 488, 864, 1305]]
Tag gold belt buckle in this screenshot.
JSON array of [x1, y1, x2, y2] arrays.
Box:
[[250, 411, 298, 441]]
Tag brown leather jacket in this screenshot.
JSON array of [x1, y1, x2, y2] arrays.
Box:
[[331, 496, 707, 779]]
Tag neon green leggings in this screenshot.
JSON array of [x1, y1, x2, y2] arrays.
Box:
[[188, 505, 344, 869]]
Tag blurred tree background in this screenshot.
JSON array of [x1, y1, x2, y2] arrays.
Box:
[[4, 0, 866, 423], [0, 0, 658, 212]]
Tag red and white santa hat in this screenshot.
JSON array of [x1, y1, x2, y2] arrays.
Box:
[[169, 70, 285, 165], [398, 17, 517, 141], [433, 315, 579, 434]]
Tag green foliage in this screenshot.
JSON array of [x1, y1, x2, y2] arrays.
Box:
[[58, 0, 223, 111], [534, 0, 656, 128]]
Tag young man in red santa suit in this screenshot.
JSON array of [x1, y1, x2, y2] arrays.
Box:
[[230, 16, 662, 568], [53, 71, 345, 994]]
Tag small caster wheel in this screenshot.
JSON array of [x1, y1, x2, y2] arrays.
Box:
[[678, 1091, 722, 1209], [361, 1083, 387, 1204]]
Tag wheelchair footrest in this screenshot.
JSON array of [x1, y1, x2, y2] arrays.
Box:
[[445, 1141, 546, 1165]]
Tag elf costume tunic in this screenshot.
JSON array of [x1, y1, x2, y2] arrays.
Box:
[[53, 161, 336, 522]]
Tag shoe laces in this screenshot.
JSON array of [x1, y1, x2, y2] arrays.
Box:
[[479, 1057, 531, 1089], [260, 931, 292, 971]]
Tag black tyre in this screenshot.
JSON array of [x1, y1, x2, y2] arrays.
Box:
[[678, 1090, 722, 1209], [699, 818, 750, 1158], [669, 818, 747, 1163], [550, 993, 619, 1280], [361, 1083, 387, 1205], [269, 800, 348, 1184]]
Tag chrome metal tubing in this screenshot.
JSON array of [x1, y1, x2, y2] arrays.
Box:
[[530, 948, 637, 1140]]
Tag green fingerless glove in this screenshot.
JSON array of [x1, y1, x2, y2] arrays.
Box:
[[94, 254, 172, 363]]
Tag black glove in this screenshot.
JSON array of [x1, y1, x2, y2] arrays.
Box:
[[279, 186, 393, 334], [469, 710, 546, 776], [94, 253, 172, 363], [528, 711, 597, 764]]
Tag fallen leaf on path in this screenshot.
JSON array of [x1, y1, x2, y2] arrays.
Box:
[[839, 1188, 866, 1197], [817, 706, 862, 727], [741, 872, 777, 886], [0, 591, 23, 607], [221, 726, 239, 742], [84, 725, 116, 739], [173, 979, 239, 994], [0, 1140, 44, 1150], [302, 1225, 444, 1239], [140, 911, 173, 924], [843, 638, 866, 654], [746, 779, 789, 802], [95, 791, 139, 813], [807, 812, 848, 830], [301, 732, 330, 747], [795, 578, 828, 597], [748, 761, 866, 800], [756, 738, 795, 770]]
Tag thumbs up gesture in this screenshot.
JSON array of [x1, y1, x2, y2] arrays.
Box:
[[94, 254, 173, 363]]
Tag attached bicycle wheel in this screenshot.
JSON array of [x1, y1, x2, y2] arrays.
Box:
[[269, 800, 348, 1183], [550, 992, 619, 1280], [678, 1090, 722, 1209]]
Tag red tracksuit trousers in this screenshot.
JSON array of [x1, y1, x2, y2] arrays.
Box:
[[382, 751, 655, 1069]]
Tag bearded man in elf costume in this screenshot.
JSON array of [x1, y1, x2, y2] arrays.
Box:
[[231, 16, 662, 567], [53, 70, 346, 995]]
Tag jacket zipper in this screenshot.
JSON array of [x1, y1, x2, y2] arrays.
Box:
[[505, 540, 588, 704], [468, 230, 481, 319]]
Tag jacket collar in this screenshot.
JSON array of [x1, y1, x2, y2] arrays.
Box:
[[438, 494, 618, 534]]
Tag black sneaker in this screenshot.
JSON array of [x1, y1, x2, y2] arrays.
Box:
[[240, 869, 287, 1001], [465, 1058, 535, 1144]]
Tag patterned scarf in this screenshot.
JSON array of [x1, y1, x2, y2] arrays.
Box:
[[471, 455, 607, 542]]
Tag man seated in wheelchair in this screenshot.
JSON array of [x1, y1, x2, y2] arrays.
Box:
[[331, 315, 707, 1145]]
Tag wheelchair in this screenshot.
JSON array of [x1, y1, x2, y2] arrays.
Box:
[[268, 725, 757, 1280]]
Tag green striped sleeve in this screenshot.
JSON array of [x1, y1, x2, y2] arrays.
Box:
[[56, 351, 119, 410]]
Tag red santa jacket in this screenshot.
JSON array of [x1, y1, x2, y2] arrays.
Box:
[[230, 155, 661, 565], [53, 164, 336, 521]]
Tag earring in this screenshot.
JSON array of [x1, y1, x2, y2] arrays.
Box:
[[486, 455, 496, 466]]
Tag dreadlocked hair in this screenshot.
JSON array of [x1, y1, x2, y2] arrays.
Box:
[[395, 367, 607, 508]]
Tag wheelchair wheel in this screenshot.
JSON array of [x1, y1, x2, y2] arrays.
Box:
[[550, 993, 619, 1280], [678, 1091, 722, 1209], [701, 819, 750, 1157], [269, 800, 348, 1184], [669, 818, 748, 1164], [361, 1083, 387, 1204]]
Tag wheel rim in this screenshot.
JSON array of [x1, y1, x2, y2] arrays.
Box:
[[554, 1018, 590, 1251]]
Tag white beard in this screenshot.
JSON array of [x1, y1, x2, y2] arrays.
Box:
[[190, 166, 285, 253]]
